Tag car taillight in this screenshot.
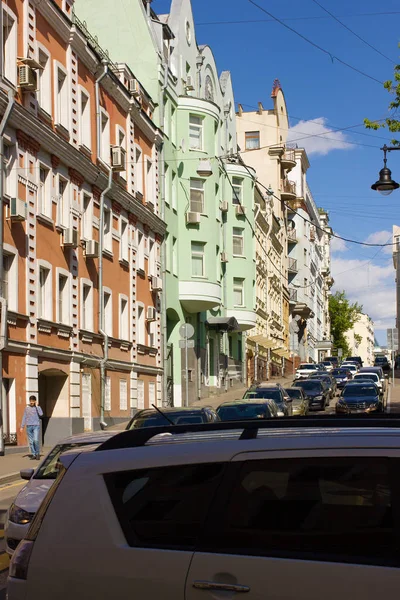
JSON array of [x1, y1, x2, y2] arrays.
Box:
[[9, 540, 34, 580]]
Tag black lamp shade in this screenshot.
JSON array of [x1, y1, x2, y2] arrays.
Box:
[[371, 166, 400, 192]]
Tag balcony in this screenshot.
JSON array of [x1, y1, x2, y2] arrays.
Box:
[[289, 288, 298, 303], [288, 257, 298, 273], [287, 228, 298, 243], [281, 178, 296, 200], [281, 148, 296, 170], [226, 309, 257, 331], [179, 280, 221, 313]]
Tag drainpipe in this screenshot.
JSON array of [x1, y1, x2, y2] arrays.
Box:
[[0, 87, 15, 456], [95, 62, 111, 427]]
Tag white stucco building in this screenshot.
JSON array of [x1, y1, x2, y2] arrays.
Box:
[[345, 313, 375, 366]]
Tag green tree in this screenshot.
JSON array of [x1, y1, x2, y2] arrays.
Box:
[[364, 53, 400, 142], [329, 291, 363, 357]]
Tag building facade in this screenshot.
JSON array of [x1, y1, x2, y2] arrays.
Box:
[[345, 313, 375, 366], [0, 0, 165, 447]]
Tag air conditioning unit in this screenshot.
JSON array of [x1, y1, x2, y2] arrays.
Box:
[[18, 65, 37, 90], [185, 211, 201, 224], [186, 75, 195, 91], [129, 78, 140, 97], [10, 198, 27, 221], [151, 276, 162, 291], [62, 227, 78, 248], [220, 201, 229, 213], [111, 146, 126, 171], [220, 252, 229, 263], [235, 205, 247, 216], [146, 306, 156, 321], [84, 239, 99, 258]]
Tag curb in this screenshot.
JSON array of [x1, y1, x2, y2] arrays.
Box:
[[0, 472, 21, 487]]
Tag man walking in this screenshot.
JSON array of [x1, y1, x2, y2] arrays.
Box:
[[20, 395, 43, 460]]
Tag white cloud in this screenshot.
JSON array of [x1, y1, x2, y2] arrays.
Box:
[[330, 235, 348, 253], [364, 230, 394, 255], [287, 117, 352, 156]]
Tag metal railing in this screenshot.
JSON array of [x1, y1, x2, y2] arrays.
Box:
[[282, 178, 296, 196], [283, 148, 296, 163], [289, 288, 298, 302], [288, 257, 298, 272], [288, 228, 297, 242]]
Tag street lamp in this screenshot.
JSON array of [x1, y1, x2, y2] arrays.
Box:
[[371, 144, 400, 195]]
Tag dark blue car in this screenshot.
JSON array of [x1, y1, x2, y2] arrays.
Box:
[[331, 368, 353, 389]]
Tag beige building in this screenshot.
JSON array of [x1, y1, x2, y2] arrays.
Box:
[[237, 80, 292, 375], [345, 313, 375, 366]]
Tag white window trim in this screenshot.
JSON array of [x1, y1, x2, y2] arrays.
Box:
[[100, 107, 110, 166], [115, 124, 127, 179], [56, 173, 70, 229], [232, 177, 243, 205], [232, 227, 244, 257], [172, 237, 178, 277], [148, 234, 156, 277], [147, 318, 156, 349], [136, 301, 145, 345], [191, 242, 205, 278], [119, 216, 129, 262], [189, 178, 205, 214], [189, 114, 203, 151], [37, 162, 52, 219], [3, 130, 17, 200], [53, 60, 69, 131], [103, 286, 113, 337], [136, 226, 145, 272], [135, 144, 144, 196], [119, 378, 128, 411], [104, 376, 111, 412], [36, 42, 52, 117], [37, 259, 53, 321], [119, 293, 129, 340], [81, 191, 93, 241], [233, 278, 245, 307], [80, 278, 94, 332], [2, 4, 17, 86], [103, 198, 112, 253], [78, 84, 91, 151], [55, 267, 71, 325], [3, 244, 18, 312], [171, 170, 177, 211], [145, 157, 154, 205]]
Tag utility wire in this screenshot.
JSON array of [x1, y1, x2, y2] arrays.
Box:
[[197, 11, 400, 26], [247, 0, 385, 86], [310, 0, 397, 64]]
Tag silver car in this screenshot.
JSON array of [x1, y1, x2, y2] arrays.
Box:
[[4, 431, 115, 555]]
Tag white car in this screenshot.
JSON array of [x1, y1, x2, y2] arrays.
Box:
[[353, 372, 383, 395], [321, 361, 334, 372], [8, 419, 400, 600], [294, 363, 319, 380], [4, 431, 115, 555], [341, 363, 359, 375]]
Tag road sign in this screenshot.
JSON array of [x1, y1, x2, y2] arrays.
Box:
[[387, 328, 398, 351], [179, 339, 195, 349], [179, 323, 195, 340], [337, 348, 343, 357]]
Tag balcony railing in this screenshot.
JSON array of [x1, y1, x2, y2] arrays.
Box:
[[287, 228, 297, 243], [289, 288, 298, 302], [288, 257, 298, 272], [282, 178, 296, 196]]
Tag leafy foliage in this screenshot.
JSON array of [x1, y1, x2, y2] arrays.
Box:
[[329, 291, 363, 357]]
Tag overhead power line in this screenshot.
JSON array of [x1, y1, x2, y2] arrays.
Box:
[[197, 10, 400, 26], [247, 0, 385, 86]]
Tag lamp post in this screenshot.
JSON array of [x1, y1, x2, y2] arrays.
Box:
[[371, 145, 400, 195]]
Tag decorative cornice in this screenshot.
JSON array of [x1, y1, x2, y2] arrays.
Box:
[[16, 130, 40, 156], [112, 201, 122, 215], [69, 167, 85, 187], [51, 154, 60, 169]]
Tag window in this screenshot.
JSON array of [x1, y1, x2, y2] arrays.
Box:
[[245, 131, 260, 150], [171, 170, 177, 211], [105, 376, 111, 412], [163, 96, 170, 139], [190, 179, 204, 213], [82, 194, 93, 240], [120, 219, 129, 262], [232, 177, 243, 205], [100, 110, 110, 164], [119, 295, 129, 340], [137, 231, 145, 271], [104, 462, 225, 549], [233, 228, 244, 256], [206, 457, 398, 567], [3, 143, 15, 198], [57, 177, 69, 228], [148, 239, 156, 276], [137, 378, 145, 409], [104, 290, 112, 336], [55, 66, 69, 130], [233, 278, 244, 306], [172, 237, 178, 276], [119, 379, 128, 411], [38, 265, 52, 320], [79, 89, 91, 150], [165, 233, 171, 272], [104, 206, 112, 252], [2, 8, 17, 85], [135, 147, 143, 195], [146, 158, 154, 204], [148, 319, 156, 348], [164, 163, 170, 206], [189, 115, 203, 150], [57, 272, 69, 324], [2, 251, 17, 312], [38, 48, 51, 115], [38, 166, 50, 217], [191, 242, 205, 277], [81, 282, 93, 331], [149, 381, 156, 406], [171, 105, 177, 146], [137, 304, 145, 345]]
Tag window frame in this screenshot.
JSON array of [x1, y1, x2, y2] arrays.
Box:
[[103, 287, 113, 337], [136, 228, 145, 272], [100, 108, 111, 165], [233, 278, 244, 307], [103, 200, 112, 253], [119, 294, 129, 340], [56, 267, 71, 325], [245, 130, 260, 150], [232, 227, 244, 256], [79, 85, 91, 151], [190, 178, 205, 214], [81, 192, 93, 241], [120, 217, 129, 263], [37, 260, 53, 321], [232, 177, 243, 205], [54, 61, 69, 131], [80, 278, 94, 332], [135, 145, 144, 196], [189, 114, 203, 151], [37, 44, 52, 116], [37, 163, 51, 218], [57, 174, 70, 229], [191, 242, 205, 278], [3, 244, 18, 312], [136, 302, 145, 345], [2, 5, 17, 86]]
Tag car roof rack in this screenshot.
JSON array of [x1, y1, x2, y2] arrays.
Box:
[[96, 414, 400, 452]]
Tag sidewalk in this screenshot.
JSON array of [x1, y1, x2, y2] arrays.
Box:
[[0, 449, 51, 486]]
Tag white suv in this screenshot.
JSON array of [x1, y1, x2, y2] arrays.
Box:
[[294, 363, 319, 380], [8, 419, 400, 600]]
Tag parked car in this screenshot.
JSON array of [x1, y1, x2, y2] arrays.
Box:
[[336, 382, 383, 414], [4, 431, 117, 556], [291, 379, 330, 410], [345, 356, 363, 368], [331, 368, 353, 390], [358, 366, 387, 392], [216, 400, 279, 421], [126, 407, 220, 429], [353, 372, 384, 396], [284, 387, 309, 415], [374, 355, 391, 373], [10, 418, 400, 600], [340, 362, 359, 376], [309, 372, 337, 398], [321, 361, 334, 372], [294, 363, 319, 380], [243, 383, 292, 416]]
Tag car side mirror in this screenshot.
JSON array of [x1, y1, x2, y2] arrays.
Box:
[[285, 396, 292, 402], [20, 468, 34, 481]]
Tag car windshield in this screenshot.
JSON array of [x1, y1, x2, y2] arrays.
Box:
[[217, 404, 270, 421], [343, 385, 377, 397], [322, 362, 331, 366], [354, 374, 378, 382], [285, 389, 302, 399], [375, 357, 387, 363], [34, 442, 93, 480], [295, 381, 322, 392], [332, 369, 349, 376], [129, 413, 204, 428], [298, 364, 316, 370], [243, 390, 281, 402]]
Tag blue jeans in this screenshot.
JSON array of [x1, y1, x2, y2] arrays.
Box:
[[26, 425, 40, 456]]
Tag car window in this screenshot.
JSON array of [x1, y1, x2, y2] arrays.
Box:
[[34, 442, 90, 480], [217, 404, 271, 421], [298, 364, 316, 370], [129, 413, 204, 428], [285, 389, 301, 399], [343, 386, 377, 397], [295, 381, 322, 392], [203, 458, 397, 566], [104, 463, 225, 549], [244, 390, 282, 402]]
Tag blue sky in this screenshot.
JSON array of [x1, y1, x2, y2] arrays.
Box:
[[153, 0, 400, 343]]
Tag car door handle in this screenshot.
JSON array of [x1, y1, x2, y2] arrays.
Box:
[[193, 580, 250, 593]]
